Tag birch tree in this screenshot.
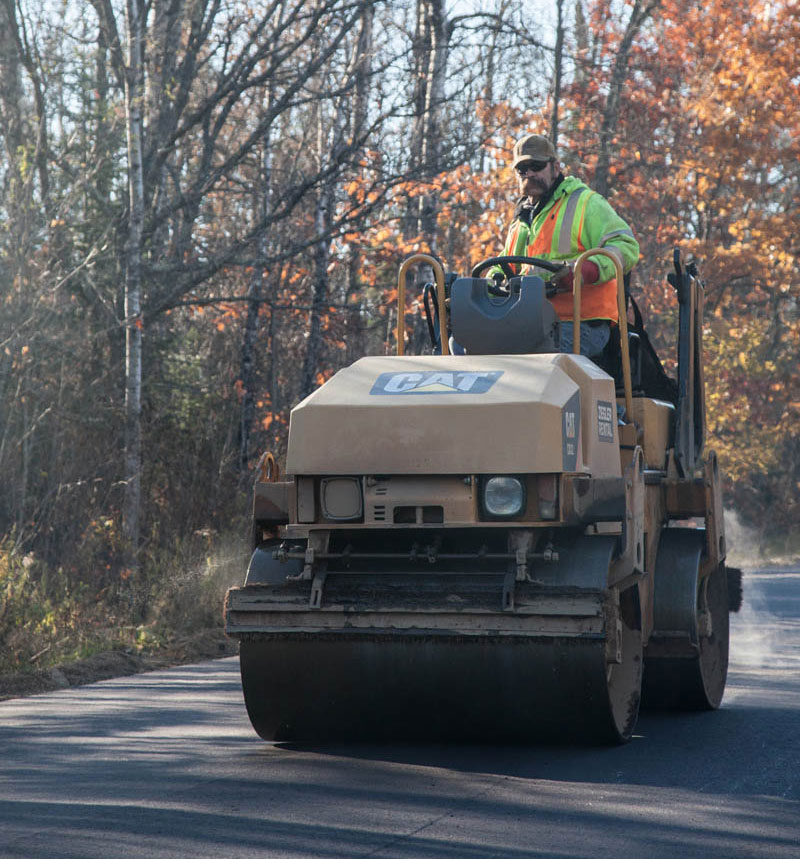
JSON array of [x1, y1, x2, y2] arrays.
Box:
[[122, 0, 146, 551]]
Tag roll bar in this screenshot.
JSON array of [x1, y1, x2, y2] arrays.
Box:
[[396, 254, 449, 356], [573, 248, 633, 419], [395, 250, 632, 417]]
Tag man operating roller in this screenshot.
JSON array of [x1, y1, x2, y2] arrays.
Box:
[[491, 133, 639, 358]]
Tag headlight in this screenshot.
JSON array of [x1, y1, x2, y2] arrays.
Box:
[[321, 477, 363, 521], [482, 476, 525, 519]]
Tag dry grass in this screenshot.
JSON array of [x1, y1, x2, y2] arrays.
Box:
[[0, 530, 248, 699]]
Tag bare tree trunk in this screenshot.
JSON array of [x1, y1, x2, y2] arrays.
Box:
[[239, 144, 271, 473], [351, 2, 374, 142], [417, 0, 450, 245], [239, 59, 278, 475], [300, 117, 336, 399], [408, 0, 452, 248], [478, 0, 509, 173], [549, 0, 565, 147], [345, 251, 366, 364], [594, 0, 661, 196], [344, 2, 374, 366], [0, 1, 30, 276], [300, 5, 374, 398], [408, 0, 430, 186], [122, 0, 145, 555]]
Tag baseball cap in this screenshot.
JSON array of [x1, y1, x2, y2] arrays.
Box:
[[511, 134, 557, 169]]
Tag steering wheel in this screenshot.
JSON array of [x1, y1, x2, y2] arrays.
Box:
[[471, 255, 566, 279], [471, 255, 568, 297]]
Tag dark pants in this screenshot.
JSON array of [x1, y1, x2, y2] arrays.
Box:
[[558, 320, 611, 358]]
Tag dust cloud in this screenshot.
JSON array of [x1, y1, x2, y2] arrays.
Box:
[[724, 510, 800, 695]]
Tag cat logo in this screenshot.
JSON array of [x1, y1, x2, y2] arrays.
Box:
[[370, 371, 503, 395]]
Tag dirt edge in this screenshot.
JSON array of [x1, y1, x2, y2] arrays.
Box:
[[0, 629, 238, 701]]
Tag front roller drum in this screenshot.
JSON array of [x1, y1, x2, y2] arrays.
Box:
[[239, 586, 642, 745]]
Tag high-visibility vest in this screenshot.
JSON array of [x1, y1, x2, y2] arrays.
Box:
[[499, 177, 638, 323]]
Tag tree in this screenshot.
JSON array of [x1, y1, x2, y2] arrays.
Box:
[[593, 0, 661, 197], [1, 0, 798, 602], [121, 0, 146, 551], [300, 3, 376, 399]]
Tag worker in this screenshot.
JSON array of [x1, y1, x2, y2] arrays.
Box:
[[492, 133, 639, 357]]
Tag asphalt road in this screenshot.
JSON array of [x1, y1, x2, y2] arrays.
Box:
[[1, 568, 798, 859]]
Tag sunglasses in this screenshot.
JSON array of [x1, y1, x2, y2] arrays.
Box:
[[515, 160, 551, 176]]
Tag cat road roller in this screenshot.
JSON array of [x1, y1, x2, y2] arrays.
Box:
[[224, 248, 741, 743]]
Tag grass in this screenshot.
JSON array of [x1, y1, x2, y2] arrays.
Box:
[[0, 529, 249, 678]]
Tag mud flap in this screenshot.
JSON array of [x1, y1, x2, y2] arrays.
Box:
[[245, 541, 304, 585], [529, 534, 617, 589]]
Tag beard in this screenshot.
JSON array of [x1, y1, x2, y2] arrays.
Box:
[[524, 168, 558, 200], [525, 177, 548, 197]]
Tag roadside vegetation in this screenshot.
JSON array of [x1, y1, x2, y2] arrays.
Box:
[[0, 528, 246, 686]]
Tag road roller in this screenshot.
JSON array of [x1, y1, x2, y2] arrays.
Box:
[[224, 248, 741, 743]]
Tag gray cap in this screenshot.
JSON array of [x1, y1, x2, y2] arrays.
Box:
[[511, 133, 557, 169]]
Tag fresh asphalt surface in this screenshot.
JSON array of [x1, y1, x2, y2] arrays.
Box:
[[1, 568, 798, 858]]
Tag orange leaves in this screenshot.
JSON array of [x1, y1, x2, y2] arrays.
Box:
[[372, 227, 393, 244], [554, 1, 799, 526], [344, 176, 381, 207], [744, 289, 769, 305]]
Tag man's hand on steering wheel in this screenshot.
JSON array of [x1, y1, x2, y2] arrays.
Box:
[[474, 255, 568, 297], [487, 271, 509, 296]]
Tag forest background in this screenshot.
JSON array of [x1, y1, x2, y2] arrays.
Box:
[[1, 0, 798, 674]]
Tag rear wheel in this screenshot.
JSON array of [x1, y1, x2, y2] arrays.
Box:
[[643, 529, 729, 710], [603, 584, 643, 741]]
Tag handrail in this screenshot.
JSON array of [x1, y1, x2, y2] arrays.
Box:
[[396, 254, 449, 356], [572, 248, 633, 419], [257, 451, 280, 482]]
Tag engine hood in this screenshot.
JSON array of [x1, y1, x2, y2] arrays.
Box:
[[286, 353, 620, 477]]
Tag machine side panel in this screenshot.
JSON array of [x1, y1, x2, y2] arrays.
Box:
[[552, 353, 621, 478]]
